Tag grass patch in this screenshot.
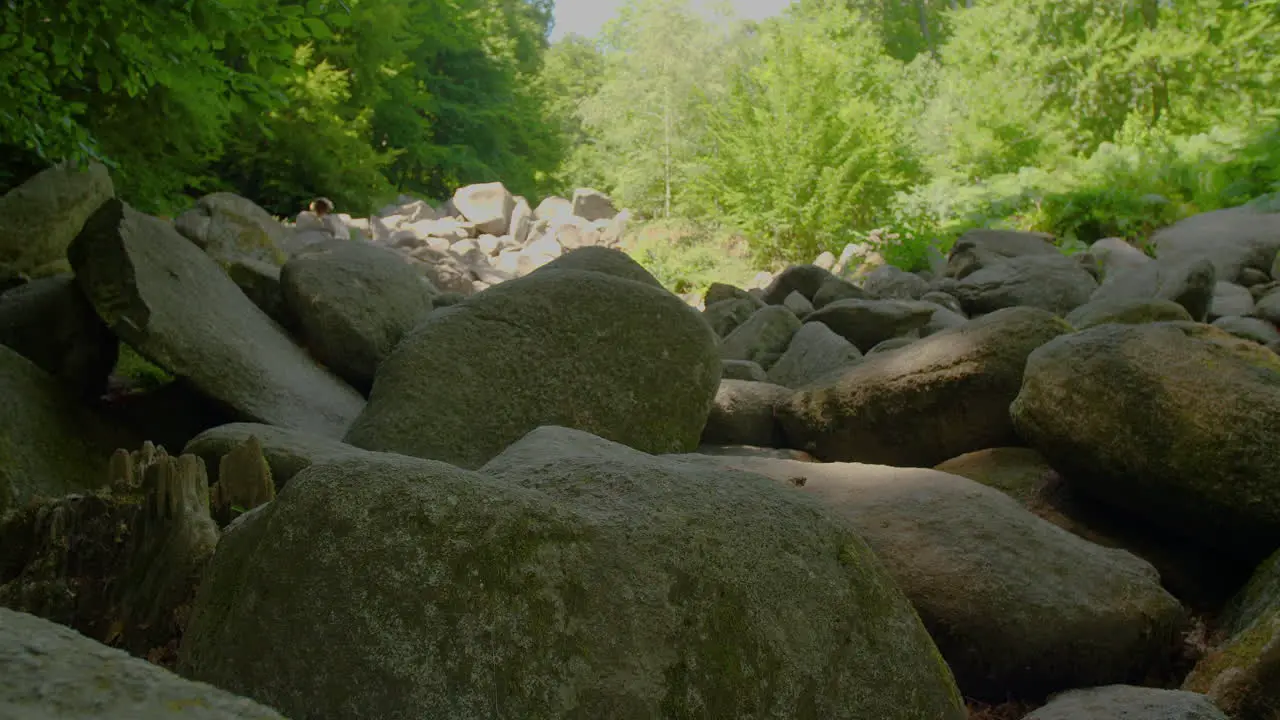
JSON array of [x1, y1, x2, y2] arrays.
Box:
[[113, 343, 174, 392]]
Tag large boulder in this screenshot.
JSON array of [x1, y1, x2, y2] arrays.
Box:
[[70, 200, 366, 438], [718, 305, 801, 369], [934, 447, 1243, 609], [344, 269, 721, 469], [1090, 237, 1153, 280], [532, 246, 662, 288], [1011, 322, 1280, 557], [570, 188, 618, 222], [672, 455, 1186, 702], [952, 254, 1098, 316], [1151, 204, 1280, 284], [509, 196, 534, 245], [762, 264, 835, 305], [945, 229, 1058, 279], [1091, 257, 1217, 321], [779, 307, 1070, 466], [0, 275, 118, 397], [804, 298, 937, 353], [281, 239, 437, 392], [174, 192, 297, 266], [811, 276, 868, 308], [179, 427, 967, 720], [534, 195, 573, 221], [0, 345, 132, 517], [1026, 685, 1228, 720], [1213, 315, 1280, 346], [0, 607, 286, 719], [766, 321, 863, 389], [0, 161, 113, 276], [451, 182, 515, 235]]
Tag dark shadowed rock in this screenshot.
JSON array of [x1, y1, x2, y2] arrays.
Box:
[[0, 275, 117, 397], [704, 282, 761, 308], [701, 379, 790, 447], [762, 264, 835, 304], [1011, 322, 1280, 557], [811, 276, 868, 308], [281, 239, 437, 392], [780, 307, 1070, 466], [69, 200, 365, 438], [702, 297, 758, 337], [225, 257, 293, 331], [783, 290, 814, 318], [718, 305, 801, 368], [0, 345, 132, 517], [180, 427, 966, 720], [344, 269, 721, 469], [805, 298, 938, 353]]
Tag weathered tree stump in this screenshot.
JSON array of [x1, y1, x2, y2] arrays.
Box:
[[0, 441, 219, 667], [210, 435, 276, 528]]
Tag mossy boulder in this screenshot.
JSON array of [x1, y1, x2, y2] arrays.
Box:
[[0, 607, 285, 719], [69, 200, 366, 438], [762, 264, 836, 304], [179, 427, 967, 720], [1183, 550, 1280, 719], [944, 229, 1058, 279], [1065, 296, 1194, 329], [1091, 257, 1217, 321], [701, 379, 790, 447], [344, 269, 721, 469], [281, 239, 437, 392], [702, 297, 757, 337], [0, 345, 131, 518], [1011, 321, 1280, 557], [0, 274, 118, 397], [804, 298, 937, 353], [173, 192, 296, 266], [673, 454, 1186, 702], [532, 246, 663, 288], [779, 307, 1071, 466], [0, 161, 113, 275]]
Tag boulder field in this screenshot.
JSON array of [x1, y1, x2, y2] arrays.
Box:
[[2, 165, 1280, 718]]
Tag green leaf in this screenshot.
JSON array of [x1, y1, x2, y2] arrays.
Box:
[[98, 73, 112, 93], [325, 10, 351, 28], [303, 18, 332, 39]]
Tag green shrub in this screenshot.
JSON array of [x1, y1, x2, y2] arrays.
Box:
[[620, 218, 761, 297], [113, 344, 174, 392]]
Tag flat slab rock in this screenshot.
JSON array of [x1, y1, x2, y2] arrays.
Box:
[[1025, 685, 1228, 719], [0, 607, 286, 719], [69, 200, 365, 438]]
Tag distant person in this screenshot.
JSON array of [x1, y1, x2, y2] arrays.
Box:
[[296, 197, 348, 239]]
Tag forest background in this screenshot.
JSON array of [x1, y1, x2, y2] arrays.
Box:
[[5, 0, 1280, 290]]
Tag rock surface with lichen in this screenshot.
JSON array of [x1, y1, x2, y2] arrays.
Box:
[[1011, 321, 1280, 557], [179, 426, 967, 720], [343, 267, 721, 469]]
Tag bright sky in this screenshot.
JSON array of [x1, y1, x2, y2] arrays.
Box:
[[550, 0, 794, 41]]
